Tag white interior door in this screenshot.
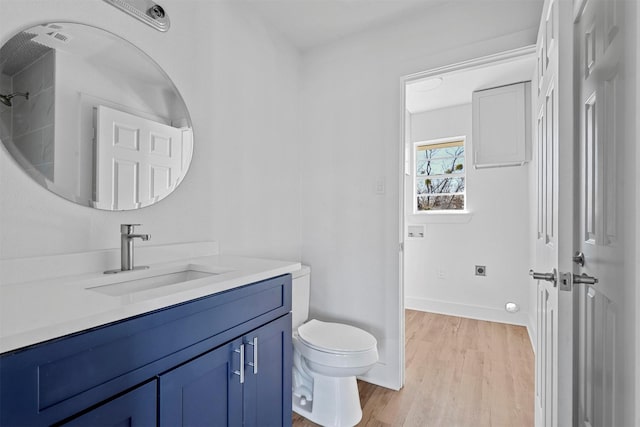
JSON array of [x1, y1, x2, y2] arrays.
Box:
[[532, 0, 575, 426], [574, 0, 626, 425], [533, 0, 560, 422], [95, 105, 183, 210]]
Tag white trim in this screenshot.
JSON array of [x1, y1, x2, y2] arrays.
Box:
[[397, 78, 407, 391], [635, 1, 640, 421], [414, 135, 466, 147], [405, 296, 530, 327], [357, 361, 400, 391], [527, 313, 537, 356], [404, 45, 537, 84], [407, 210, 474, 224]]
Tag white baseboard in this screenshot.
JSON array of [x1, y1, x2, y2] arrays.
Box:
[[405, 296, 529, 326]]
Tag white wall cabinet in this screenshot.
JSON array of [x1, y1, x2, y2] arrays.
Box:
[[472, 81, 531, 168]]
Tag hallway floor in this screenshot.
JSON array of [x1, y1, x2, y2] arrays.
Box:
[[292, 310, 534, 426]]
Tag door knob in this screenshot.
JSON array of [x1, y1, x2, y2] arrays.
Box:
[[529, 268, 557, 286], [573, 251, 585, 267], [573, 273, 598, 285]]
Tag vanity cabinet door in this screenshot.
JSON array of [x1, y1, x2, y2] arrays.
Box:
[[158, 313, 292, 427], [243, 313, 292, 427], [159, 339, 243, 426], [60, 380, 156, 426]]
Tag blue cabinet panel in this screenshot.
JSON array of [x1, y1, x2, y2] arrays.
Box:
[[37, 278, 287, 411], [0, 274, 291, 426], [60, 380, 157, 427], [160, 314, 292, 427], [244, 314, 292, 427], [159, 339, 243, 426]]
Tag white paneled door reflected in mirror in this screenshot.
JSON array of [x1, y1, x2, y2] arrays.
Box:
[[0, 22, 193, 210]]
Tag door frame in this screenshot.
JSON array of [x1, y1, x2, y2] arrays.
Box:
[[629, 0, 640, 420], [397, 45, 536, 387]]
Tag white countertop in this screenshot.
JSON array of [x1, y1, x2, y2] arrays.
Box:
[[0, 244, 300, 354]]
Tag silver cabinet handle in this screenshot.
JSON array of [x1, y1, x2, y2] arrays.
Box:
[[573, 273, 598, 285], [233, 344, 245, 383], [246, 337, 258, 374], [529, 268, 557, 286]]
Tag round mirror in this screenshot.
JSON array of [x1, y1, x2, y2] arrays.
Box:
[[0, 22, 193, 210]]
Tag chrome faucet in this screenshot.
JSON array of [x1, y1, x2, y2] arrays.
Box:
[[105, 224, 150, 274]]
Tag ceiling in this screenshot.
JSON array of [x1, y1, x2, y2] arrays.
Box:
[[241, 1, 538, 114], [243, 0, 447, 51], [405, 54, 537, 114]]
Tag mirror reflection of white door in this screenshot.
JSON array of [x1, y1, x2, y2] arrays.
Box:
[[95, 105, 183, 210], [574, 0, 627, 425]]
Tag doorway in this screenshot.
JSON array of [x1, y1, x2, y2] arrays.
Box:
[[398, 45, 536, 386]]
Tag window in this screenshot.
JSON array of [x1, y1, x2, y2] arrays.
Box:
[[415, 137, 465, 212]]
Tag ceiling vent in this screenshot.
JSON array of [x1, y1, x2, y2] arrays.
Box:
[[46, 31, 71, 44]]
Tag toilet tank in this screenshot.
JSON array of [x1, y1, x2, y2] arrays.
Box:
[[291, 265, 311, 330]]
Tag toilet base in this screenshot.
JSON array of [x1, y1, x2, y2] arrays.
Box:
[[292, 373, 362, 427]]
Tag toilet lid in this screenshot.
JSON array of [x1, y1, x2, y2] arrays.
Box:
[[297, 319, 377, 353]]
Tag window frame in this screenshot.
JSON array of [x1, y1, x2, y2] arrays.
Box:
[[413, 136, 467, 214]]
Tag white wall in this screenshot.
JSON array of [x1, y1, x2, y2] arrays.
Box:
[[0, 0, 301, 263], [404, 103, 531, 326], [300, 1, 542, 389]]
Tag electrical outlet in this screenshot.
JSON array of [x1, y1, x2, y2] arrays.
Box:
[[437, 269, 446, 279], [475, 265, 486, 276]]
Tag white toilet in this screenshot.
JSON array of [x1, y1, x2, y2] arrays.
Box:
[[291, 266, 378, 427]]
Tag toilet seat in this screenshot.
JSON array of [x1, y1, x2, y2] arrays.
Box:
[[297, 319, 377, 354], [294, 319, 378, 374]]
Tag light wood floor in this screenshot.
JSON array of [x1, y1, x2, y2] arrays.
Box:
[[293, 310, 534, 426]]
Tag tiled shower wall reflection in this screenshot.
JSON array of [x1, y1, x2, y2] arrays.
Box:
[[7, 49, 56, 181], [0, 74, 11, 142]]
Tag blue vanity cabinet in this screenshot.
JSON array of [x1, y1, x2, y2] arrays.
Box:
[[0, 274, 292, 426], [60, 381, 157, 427], [159, 313, 292, 427]]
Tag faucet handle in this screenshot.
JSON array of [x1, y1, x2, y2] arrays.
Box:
[[120, 224, 142, 234]]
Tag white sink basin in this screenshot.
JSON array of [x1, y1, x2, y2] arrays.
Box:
[[87, 266, 229, 297]]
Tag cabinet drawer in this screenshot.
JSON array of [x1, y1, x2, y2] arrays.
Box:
[[58, 380, 157, 427], [0, 274, 291, 426]]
